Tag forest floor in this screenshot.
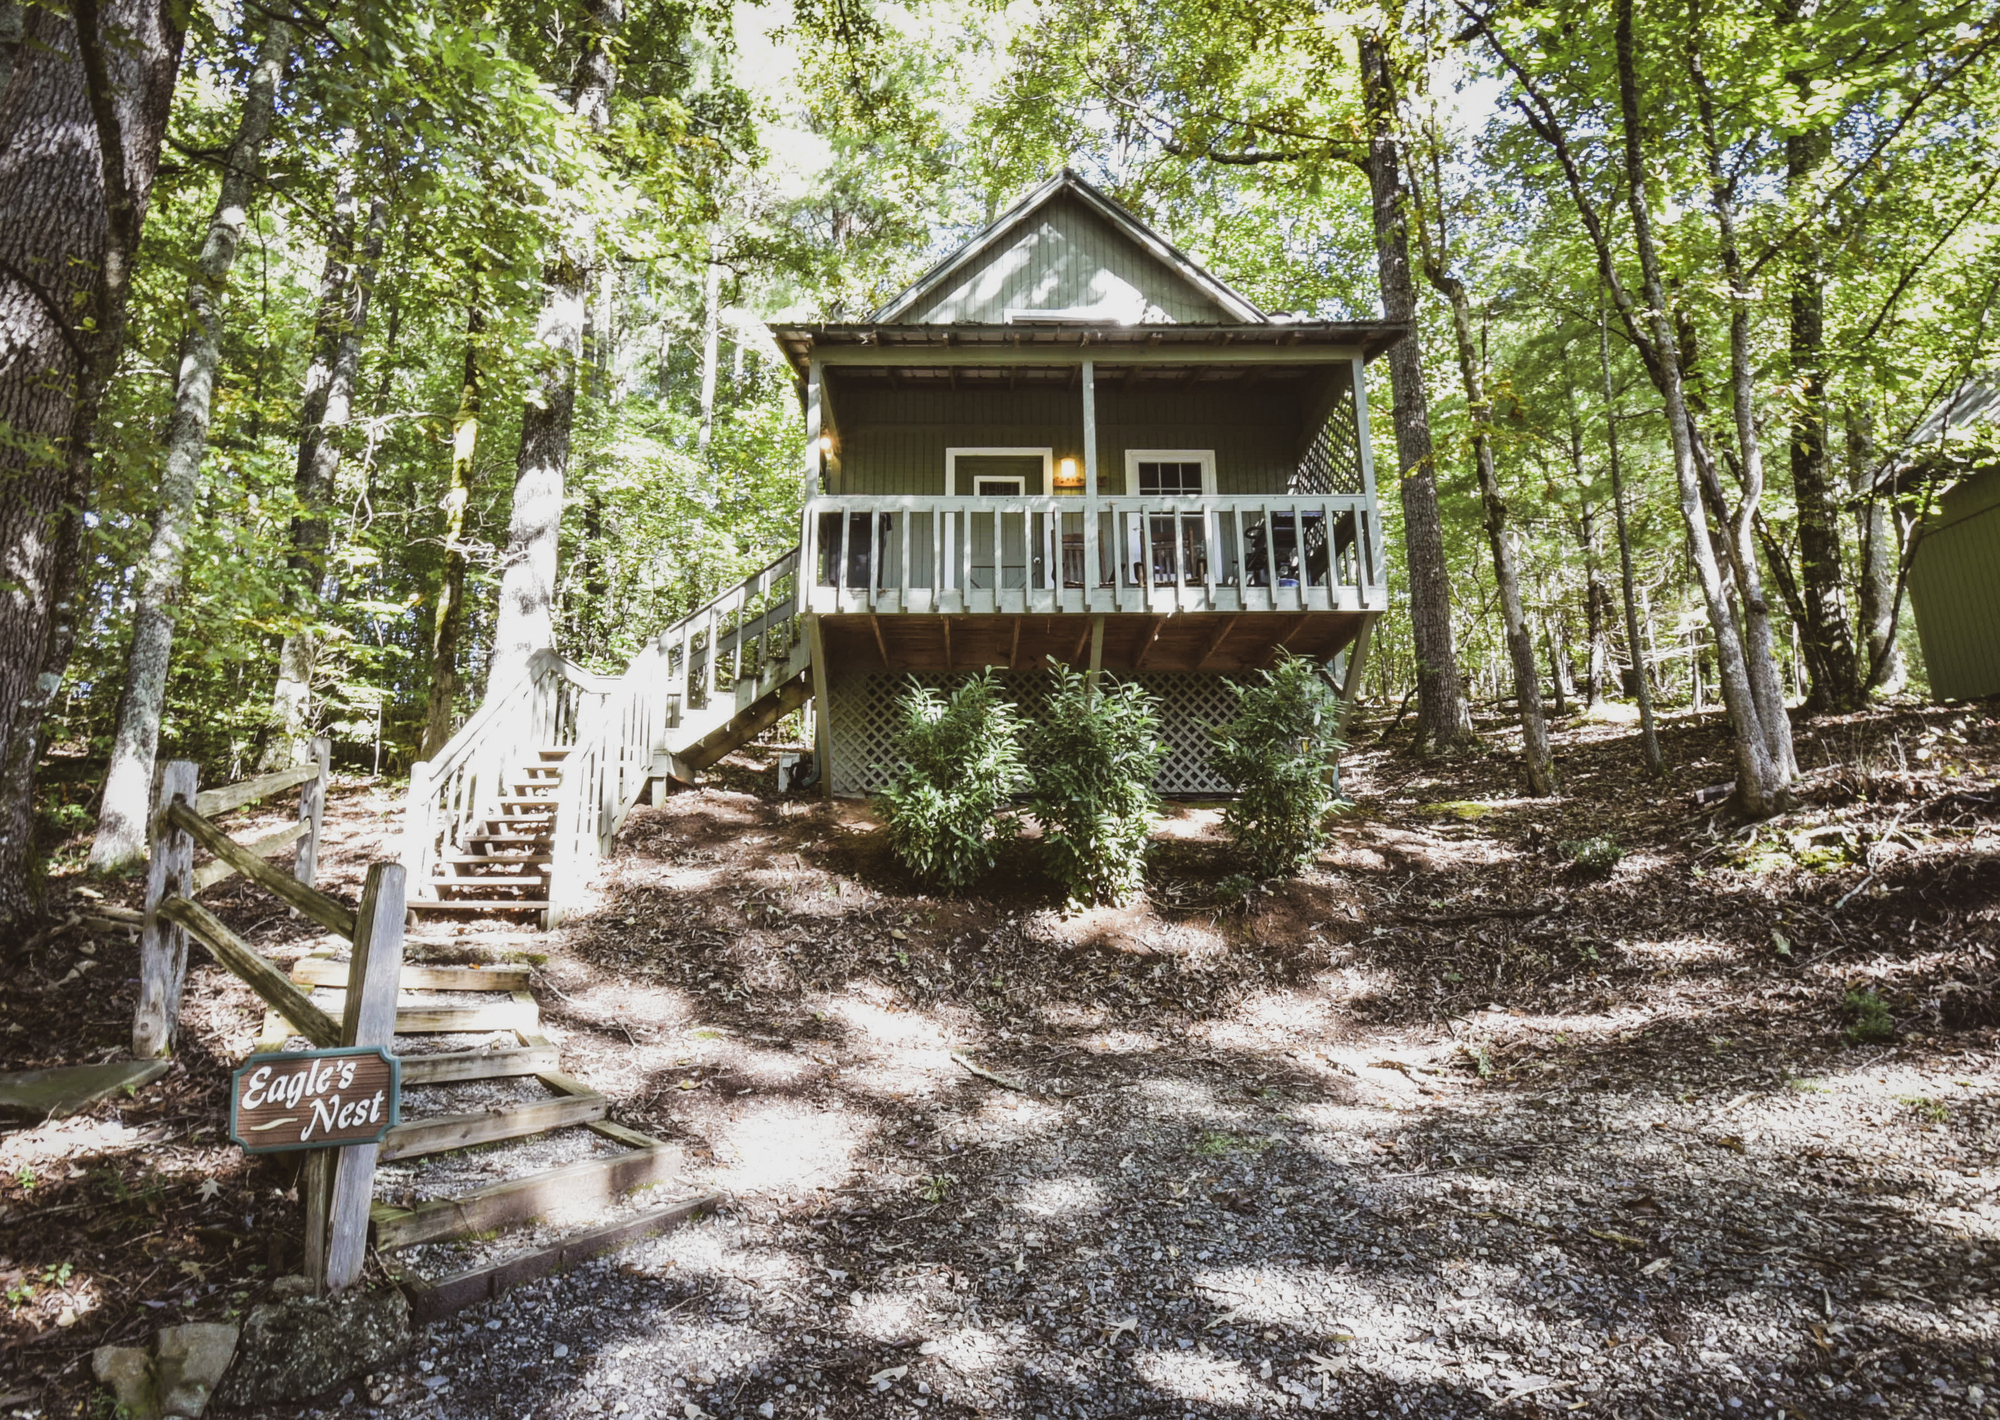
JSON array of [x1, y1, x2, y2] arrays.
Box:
[[3, 701, 1998, 1420]]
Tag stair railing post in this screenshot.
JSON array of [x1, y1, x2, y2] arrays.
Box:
[[133, 760, 199, 1058], [324, 862, 406, 1291], [403, 759, 434, 907], [292, 735, 331, 915]]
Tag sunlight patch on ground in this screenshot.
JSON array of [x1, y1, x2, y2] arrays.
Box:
[[1127, 1075, 1247, 1128], [1133, 1348, 1255, 1406], [843, 1288, 926, 1342], [1153, 805, 1226, 841], [1010, 1173, 1106, 1220], [707, 1100, 868, 1194], [1034, 1002, 1109, 1030], [1077, 1028, 1166, 1055]]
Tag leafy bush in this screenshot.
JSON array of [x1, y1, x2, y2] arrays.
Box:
[[1559, 835, 1624, 876], [877, 672, 1027, 891], [1841, 988, 1894, 1044], [1209, 652, 1345, 877], [1025, 664, 1165, 905]]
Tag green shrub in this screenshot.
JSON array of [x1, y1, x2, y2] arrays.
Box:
[[1025, 663, 1165, 905], [878, 672, 1027, 891], [1209, 652, 1345, 877], [1559, 835, 1624, 876], [1841, 988, 1894, 1044]]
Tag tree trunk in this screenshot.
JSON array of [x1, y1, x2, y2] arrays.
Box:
[[489, 0, 622, 695], [1547, 620, 1574, 717], [697, 251, 721, 454], [88, 18, 291, 874], [1421, 254, 1554, 793], [1600, 309, 1664, 777], [1357, 30, 1472, 754], [421, 308, 481, 759], [1786, 125, 1861, 709], [1615, 0, 1781, 815], [1848, 410, 1906, 692], [261, 189, 387, 770], [1685, 14, 1799, 783], [1564, 370, 1612, 708], [0, 0, 184, 921]]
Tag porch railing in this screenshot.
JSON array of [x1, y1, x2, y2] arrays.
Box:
[[799, 493, 1384, 617]]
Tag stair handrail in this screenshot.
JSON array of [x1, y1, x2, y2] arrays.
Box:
[[545, 549, 803, 925], [403, 649, 621, 903]]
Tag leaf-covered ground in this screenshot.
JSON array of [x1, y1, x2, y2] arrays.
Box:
[[3, 701, 1997, 1419]]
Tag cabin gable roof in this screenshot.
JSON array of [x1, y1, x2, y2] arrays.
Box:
[[873, 171, 1265, 327]]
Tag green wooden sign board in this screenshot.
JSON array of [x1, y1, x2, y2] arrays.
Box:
[[229, 1046, 400, 1155]]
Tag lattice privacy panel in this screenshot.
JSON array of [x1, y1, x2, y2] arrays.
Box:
[[1290, 389, 1367, 498], [827, 668, 1244, 798]]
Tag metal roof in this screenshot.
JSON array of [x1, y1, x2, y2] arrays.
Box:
[[768, 321, 1409, 378]]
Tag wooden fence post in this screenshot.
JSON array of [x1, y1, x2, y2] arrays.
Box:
[[133, 761, 199, 1059], [294, 735, 330, 901], [324, 862, 406, 1291]]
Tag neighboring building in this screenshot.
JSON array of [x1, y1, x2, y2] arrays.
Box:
[[1900, 380, 2000, 701], [773, 170, 1404, 796], [406, 172, 1405, 921]]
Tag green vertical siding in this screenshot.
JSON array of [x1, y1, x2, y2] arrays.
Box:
[[1909, 468, 2000, 700], [833, 383, 1317, 497], [908, 193, 1232, 325]]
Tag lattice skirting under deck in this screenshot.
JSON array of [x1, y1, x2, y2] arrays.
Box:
[[825, 667, 1245, 798]]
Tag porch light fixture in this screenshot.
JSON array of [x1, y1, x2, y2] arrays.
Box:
[[817, 435, 833, 454], [1054, 456, 1083, 489]]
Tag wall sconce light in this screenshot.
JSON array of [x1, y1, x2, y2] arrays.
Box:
[[817, 434, 833, 455], [1054, 456, 1083, 489]]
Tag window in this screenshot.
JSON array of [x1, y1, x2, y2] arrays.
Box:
[[1125, 449, 1215, 496]]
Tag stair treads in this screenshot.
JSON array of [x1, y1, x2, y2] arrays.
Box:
[[374, 1110, 627, 1200], [396, 1045, 559, 1085], [377, 1094, 608, 1161], [402, 1192, 719, 1320], [290, 961, 531, 992], [306, 986, 536, 1035], [371, 1143, 684, 1251]]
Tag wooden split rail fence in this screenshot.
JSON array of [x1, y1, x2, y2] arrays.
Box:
[[135, 755, 718, 1306]]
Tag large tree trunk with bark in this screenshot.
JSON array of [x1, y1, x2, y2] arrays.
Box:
[[1422, 260, 1555, 793], [1600, 316, 1664, 780], [88, 20, 291, 873], [1617, 0, 1784, 815], [0, 0, 184, 920], [261, 188, 387, 770], [421, 309, 482, 758], [489, 0, 622, 696], [1357, 30, 1473, 754], [1784, 110, 1860, 710]]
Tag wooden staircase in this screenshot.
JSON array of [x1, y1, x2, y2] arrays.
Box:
[[415, 750, 566, 915], [262, 951, 718, 1316], [405, 548, 809, 926]]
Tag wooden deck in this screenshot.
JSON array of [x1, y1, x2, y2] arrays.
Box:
[[818, 610, 1366, 676]]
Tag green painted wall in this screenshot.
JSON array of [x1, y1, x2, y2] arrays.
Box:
[[1909, 466, 2000, 700], [829, 383, 1316, 497]]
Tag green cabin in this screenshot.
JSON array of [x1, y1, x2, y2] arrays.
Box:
[[772, 171, 1404, 797], [405, 173, 1405, 921]]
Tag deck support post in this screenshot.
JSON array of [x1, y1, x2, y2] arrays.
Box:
[[1081, 358, 1099, 597], [1086, 615, 1105, 694], [806, 616, 834, 799]]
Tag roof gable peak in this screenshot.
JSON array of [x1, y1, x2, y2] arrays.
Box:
[[872, 171, 1267, 327]]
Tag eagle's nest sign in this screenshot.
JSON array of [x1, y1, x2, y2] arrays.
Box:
[[229, 1046, 400, 1153]]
